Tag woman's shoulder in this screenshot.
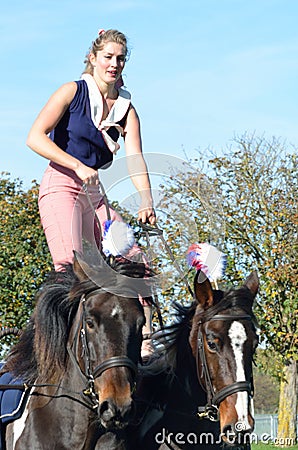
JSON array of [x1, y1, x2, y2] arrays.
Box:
[[57, 81, 78, 92], [54, 81, 89, 111], [44, 82, 78, 111], [52, 81, 78, 102]]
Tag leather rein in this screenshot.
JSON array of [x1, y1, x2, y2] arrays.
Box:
[[196, 312, 254, 421]]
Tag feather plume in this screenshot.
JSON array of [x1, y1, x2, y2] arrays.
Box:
[[187, 242, 227, 282], [102, 220, 135, 257]]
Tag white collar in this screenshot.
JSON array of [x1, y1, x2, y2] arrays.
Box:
[[80, 74, 131, 154], [80, 73, 131, 127]]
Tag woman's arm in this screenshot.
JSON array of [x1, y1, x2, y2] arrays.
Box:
[[26, 82, 99, 185], [123, 105, 156, 224]]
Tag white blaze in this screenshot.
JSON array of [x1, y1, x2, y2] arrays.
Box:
[[228, 321, 251, 429], [111, 304, 122, 317]]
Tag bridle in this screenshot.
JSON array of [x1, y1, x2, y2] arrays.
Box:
[[0, 292, 139, 412], [196, 312, 254, 422], [67, 292, 138, 409]]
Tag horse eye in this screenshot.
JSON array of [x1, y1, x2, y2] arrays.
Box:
[[86, 319, 95, 329], [207, 340, 217, 352]]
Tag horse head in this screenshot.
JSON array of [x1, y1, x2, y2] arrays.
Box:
[[189, 270, 259, 446], [67, 252, 151, 430]]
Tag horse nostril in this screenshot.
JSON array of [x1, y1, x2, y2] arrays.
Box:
[[222, 423, 252, 446], [99, 399, 134, 429], [222, 424, 236, 443], [99, 400, 116, 424]]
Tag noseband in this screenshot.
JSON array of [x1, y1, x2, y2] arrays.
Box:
[[196, 313, 254, 422], [67, 293, 138, 408]]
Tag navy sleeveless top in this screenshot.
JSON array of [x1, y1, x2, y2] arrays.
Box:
[[49, 80, 127, 169]]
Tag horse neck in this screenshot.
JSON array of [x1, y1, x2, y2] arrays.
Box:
[[169, 330, 207, 411]]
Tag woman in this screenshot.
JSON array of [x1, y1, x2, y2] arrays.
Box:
[[26, 29, 155, 359]]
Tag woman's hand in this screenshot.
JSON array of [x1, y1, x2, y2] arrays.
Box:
[[75, 164, 99, 185], [138, 201, 156, 225]]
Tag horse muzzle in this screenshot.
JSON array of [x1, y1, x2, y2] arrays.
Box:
[[219, 393, 255, 446], [221, 420, 254, 447], [99, 397, 136, 430]]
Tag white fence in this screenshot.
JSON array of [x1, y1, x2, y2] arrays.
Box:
[[254, 414, 278, 439], [254, 414, 298, 443]]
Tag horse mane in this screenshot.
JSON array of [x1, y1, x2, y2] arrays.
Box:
[[3, 266, 79, 383], [140, 301, 197, 377], [4, 257, 153, 384]]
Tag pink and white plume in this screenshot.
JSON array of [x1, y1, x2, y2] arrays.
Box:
[[187, 242, 227, 283]]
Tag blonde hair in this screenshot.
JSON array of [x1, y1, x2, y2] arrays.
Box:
[[83, 29, 129, 75]]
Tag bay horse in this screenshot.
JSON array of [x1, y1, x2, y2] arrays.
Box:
[[1, 252, 153, 450], [129, 270, 259, 449]]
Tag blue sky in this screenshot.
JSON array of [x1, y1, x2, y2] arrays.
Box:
[[1, 0, 297, 192]]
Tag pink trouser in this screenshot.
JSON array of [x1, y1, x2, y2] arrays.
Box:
[[39, 163, 149, 305]]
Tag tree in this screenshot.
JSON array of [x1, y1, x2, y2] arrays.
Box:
[[253, 349, 280, 414], [209, 136, 297, 446], [0, 173, 52, 349], [154, 135, 297, 444]]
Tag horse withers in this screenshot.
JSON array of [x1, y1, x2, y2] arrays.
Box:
[[1, 252, 153, 449], [130, 270, 259, 449]]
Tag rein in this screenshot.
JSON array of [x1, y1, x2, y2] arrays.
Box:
[[196, 313, 254, 421], [137, 222, 194, 298]]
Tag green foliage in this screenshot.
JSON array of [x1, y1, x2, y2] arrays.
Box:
[[154, 135, 297, 367], [0, 173, 52, 348], [255, 346, 285, 380], [208, 136, 297, 365]]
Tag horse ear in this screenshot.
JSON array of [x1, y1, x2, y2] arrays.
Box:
[[244, 270, 259, 297], [193, 270, 214, 309], [73, 251, 110, 285], [73, 251, 90, 281]]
